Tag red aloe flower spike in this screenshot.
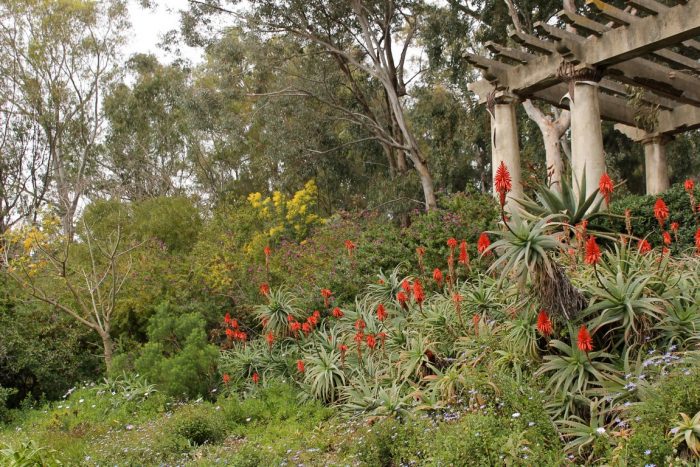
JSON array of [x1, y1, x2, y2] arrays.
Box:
[[252, 372, 260, 384], [472, 314, 480, 336], [433, 268, 443, 287], [397, 291, 408, 309], [477, 233, 491, 255], [377, 303, 387, 321], [638, 239, 652, 254], [494, 161, 512, 208], [354, 319, 366, 331], [296, 360, 305, 373], [259, 283, 270, 296], [413, 280, 425, 305], [366, 334, 376, 349], [536, 310, 553, 336], [685, 179, 695, 192], [447, 238, 458, 251], [223, 373, 230, 385], [458, 240, 469, 266], [577, 325, 593, 353], [321, 288, 332, 308], [695, 227, 700, 254], [598, 173, 614, 206], [654, 198, 669, 227], [266, 331, 274, 349], [662, 231, 672, 246], [584, 236, 601, 265], [332, 307, 344, 318]]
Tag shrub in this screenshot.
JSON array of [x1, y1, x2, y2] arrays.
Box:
[[167, 403, 226, 446], [602, 183, 697, 251], [0, 386, 17, 424], [131, 302, 219, 398]]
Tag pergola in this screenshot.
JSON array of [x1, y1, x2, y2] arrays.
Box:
[[466, 0, 700, 205]]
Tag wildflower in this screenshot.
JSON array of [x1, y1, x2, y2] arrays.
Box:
[[223, 373, 231, 385], [397, 291, 408, 309], [472, 314, 480, 336], [224, 312, 232, 325], [599, 173, 614, 205], [354, 319, 366, 331], [416, 246, 426, 273], [584, 236, 601, 265], [312, 310, 321, 321], [339, 344, 348, 353], [695, 227, 700, 254], [344, 240, 356, 258], [536, 310, 553, 336], [459, 240, 469, 266], [662, 231, 671, 246], [671, 221, 679, 233], [259, 283, 270, 296], [685, 179, 695, 192], [301, 322, 311, 335], [366, 334, 377, 349], [511, 412, 521, 418], [354, 331, 364, 346], [252, 372, 260, 384], [654, 198, 669, 227], [577, 325, 593, 353], [225, 328, 235, 339], [296, 360, 305, 373], [477, 233, 491, 254], [596, 427, 606, 435], [494, 161, 512, 208], [290, 320, 301, 333], [377, 303, 387, 321], [266, 332, 275, 349], [401, 279, 412, 295], [433, 268, 443, 287], [264, 246, 271, 257], [638, 239, 652, 254], [321, 288, 332, 307], [413, 280, 425, 305], [332, 307, 344, 318], [447, 237, 458, 250]]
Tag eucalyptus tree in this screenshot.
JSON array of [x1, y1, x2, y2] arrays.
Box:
[[188, 0, 439, 211], [0, 0, 128, 239]]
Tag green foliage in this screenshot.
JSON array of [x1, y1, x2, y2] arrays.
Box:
[[603, 182, 697, 250], [167, 403, 226, 446], [133, 197, 202, 253], [0, 440, 60, 467], [0, 386, 17, 425], [131, 303, 219, 398]]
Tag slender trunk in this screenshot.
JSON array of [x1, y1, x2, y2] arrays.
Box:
[[99, 330, 114, 373], [542, 124, 564, 190]]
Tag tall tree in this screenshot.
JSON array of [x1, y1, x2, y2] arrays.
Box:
[[188, 0, 439, 210], [0, 0, 128, 238]]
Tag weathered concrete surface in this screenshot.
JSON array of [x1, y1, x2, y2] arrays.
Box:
[[491, 99, 523, 209], [571, 82, 605, 201], [643, 136, 670, 195]]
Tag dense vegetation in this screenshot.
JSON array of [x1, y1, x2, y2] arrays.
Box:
[[2, 0, 700, 466]]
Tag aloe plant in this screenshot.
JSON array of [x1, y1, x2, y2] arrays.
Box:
[[486, 211, 587, 320], [671, 411, 700, 457]]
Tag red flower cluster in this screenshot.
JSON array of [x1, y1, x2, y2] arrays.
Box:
[[413, 280, 425, 305], [494, 161, 512, 208], [321, 288, 332, 307], [354, 319, 366, 331], [224, 314, 246, 342], [477, 233, 491, 254], [433, 268, 443, 287], [472, 314, 480, 336], [584, 236, 601, 265], [397, 291, 408, 309], [685, 179, 695, 192], [332, 307, 344, 318], [577, 325, 593, 353], [264, 246, 271, 257], [266, 331, 275, 349], [654, 198, 669, 227], [259, 283, 270, 296], [376, 303, 388, 321], [695, 227, 700, 254], [401, 279, 412, 295], [638, 238, 652, 254], [447, 237, 458, 250], [536, 310, 553, 336], [296, 360, 305, 373], [223, 373, 231, 385], [662, 231, 672, 246], [366, 334, 377, 349], [598, 173, 614, 206], [459, 240, 469, 265], [252, 372, 260, 384], [344, 240, 356, 258]]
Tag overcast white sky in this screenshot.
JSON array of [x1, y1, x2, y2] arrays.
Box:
[[125, 0, 203, 63]]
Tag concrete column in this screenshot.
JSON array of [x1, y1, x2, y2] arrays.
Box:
[[491, 96, 523, 210], [570, 81, 605, 201], [642, 135, 670, 194], [614, 124, 672, 195]]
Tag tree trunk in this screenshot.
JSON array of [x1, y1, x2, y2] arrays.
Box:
[[99, 330, 114, 373], [522, 100, 570, 192]]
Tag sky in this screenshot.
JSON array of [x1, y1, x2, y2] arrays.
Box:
[[125, 0, 203, 63]]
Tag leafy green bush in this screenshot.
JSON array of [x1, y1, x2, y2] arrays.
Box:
[[0, 386, 17, 424], [602, 183, 697, 250], [130, 302, 219, 398], [167, 403, 226, 446]]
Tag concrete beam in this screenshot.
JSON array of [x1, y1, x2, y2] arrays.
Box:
[[625, 0, 700, 52]]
